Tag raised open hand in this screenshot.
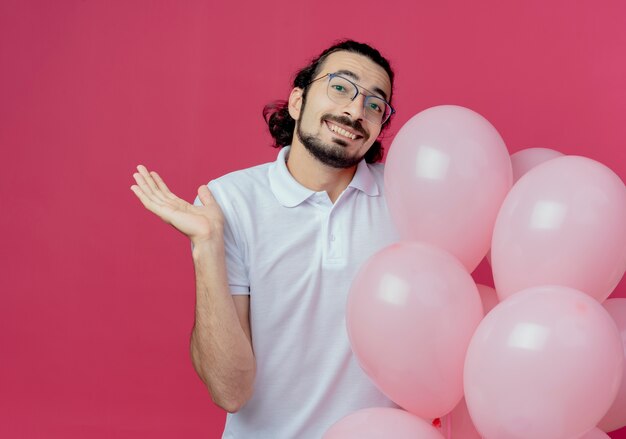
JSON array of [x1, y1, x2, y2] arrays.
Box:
[[131, 165, 224, 245]]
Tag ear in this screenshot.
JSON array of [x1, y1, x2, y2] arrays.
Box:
[[288, 87, 304, 121]]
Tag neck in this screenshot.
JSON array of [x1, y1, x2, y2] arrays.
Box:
[[286, 142, 357, 204]]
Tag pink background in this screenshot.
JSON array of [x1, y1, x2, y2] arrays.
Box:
[[1, 0, 625, 437]]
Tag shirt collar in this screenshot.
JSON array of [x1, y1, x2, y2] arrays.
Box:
[[348, 156, 379, 197], [268, 146, 380, 208]]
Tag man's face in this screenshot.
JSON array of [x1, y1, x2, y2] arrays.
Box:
[[290, 51, 392, 169]]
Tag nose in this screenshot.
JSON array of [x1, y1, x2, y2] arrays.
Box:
[[342, 92, 366, 121]]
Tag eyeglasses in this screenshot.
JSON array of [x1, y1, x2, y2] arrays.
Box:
[[307, 73, 395, 125]]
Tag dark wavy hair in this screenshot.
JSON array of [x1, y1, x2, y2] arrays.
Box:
[[262, 40, 395, 163]]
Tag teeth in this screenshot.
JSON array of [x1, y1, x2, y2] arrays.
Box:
[[329, 123, 357, 140]]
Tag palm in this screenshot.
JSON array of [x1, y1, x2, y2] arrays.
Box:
[[131, 165, 223, 243]]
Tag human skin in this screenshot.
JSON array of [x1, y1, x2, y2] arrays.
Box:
[[131, 167, 255, 413], [130, 49, 392, 412], [286, 50, 391, 202]]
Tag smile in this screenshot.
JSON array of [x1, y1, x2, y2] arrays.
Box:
[[325, 121, 361, 141]]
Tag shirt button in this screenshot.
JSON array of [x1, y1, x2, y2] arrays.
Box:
[[330, 235, 336, 242]]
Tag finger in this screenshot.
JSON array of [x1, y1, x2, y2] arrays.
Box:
[[136, 165, 166, 201], [131, 185, 174, 223], [150, 171, 177, 200], [130, 184, 159, 212], [132, 184, 181, 226], [197, 185, 216, 206], [133, 173, 165, 206]]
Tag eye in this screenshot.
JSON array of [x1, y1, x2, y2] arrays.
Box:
[[331, 85, 348, 93], [368, 102, 383, 113]]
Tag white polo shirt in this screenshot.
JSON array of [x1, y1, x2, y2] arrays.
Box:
[[204, 146, 400, 439]]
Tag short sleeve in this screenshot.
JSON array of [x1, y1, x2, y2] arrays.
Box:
[[192, 181, 250, 295]]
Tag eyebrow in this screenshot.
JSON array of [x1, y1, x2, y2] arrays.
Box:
[[334, 69, 389, 102]]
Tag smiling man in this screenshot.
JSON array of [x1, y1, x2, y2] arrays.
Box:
[[131, 40, 400, 438]]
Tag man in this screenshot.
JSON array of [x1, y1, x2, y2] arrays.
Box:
[[131, 40, 400, 438]]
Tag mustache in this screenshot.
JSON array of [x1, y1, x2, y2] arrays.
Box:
[[323, 114, 368, 138]]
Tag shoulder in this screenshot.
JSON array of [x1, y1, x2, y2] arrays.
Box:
[[193, 161, 273, 209], [208, 161, 274, 202], [210, 162, 272, 190], [206, 161, 281, 224]]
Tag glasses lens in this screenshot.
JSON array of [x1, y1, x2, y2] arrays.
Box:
[[327, 75, 357, 104], [326, 75, 392, 125], [363, 96, 390, 125]]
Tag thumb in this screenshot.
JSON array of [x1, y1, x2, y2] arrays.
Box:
[[197, 185, 216, 206]]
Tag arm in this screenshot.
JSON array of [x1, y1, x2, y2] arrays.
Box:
[[190, 240, 255, 413], [131, 165, 255, 412]]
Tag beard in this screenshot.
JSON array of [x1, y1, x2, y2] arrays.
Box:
[[296, 111, 370, 169]]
